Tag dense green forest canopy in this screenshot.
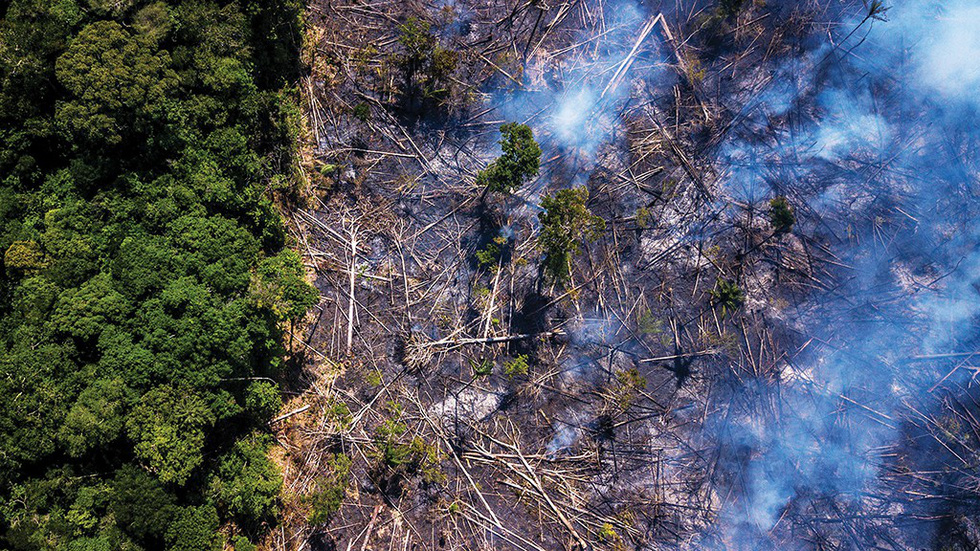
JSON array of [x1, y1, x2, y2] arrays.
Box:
[[0, 0, 316, 549]]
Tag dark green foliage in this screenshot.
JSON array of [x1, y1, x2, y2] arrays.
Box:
[[374, 419, 414, 469], [503, 354, 529, 378], [55, 20, 178, 150], [245, 380, 283, 423], [352, 102, 371, 122], [58, 378, 133, 458], [475, 235, 508, 269], [370, 416, 444, 494], [396, 17, 458, 109], [477, 123, 542, 194], [51, 273, 131, 340], [710, 278, 744, 317], [612, 367, 647, 411], [399, 17, 435, 68], [133, 2, 173, 43], [719, 0, 747, 17], [537, 187, 605, 284], [769, 195, 795, 234], [165, 504, 221, 551], [253, 249, 319, 322], [305, 453, 351, 525], [209, 433, 281, 527], [0, 0, 315, 548], [0, 1, 81, 151], [126, 386, 216, 485], [470, 358, 493, 377], [110, 465, 177, 541], [230, 534, 258, 551]]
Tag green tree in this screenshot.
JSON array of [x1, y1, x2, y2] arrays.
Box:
[[0, 0, 81, 135], [55, 20, 178, 149], [51, 273, 131, 341], [230, 535, 258, 551], [503, 355, 529, 379], [165, 504, 221, 551], [209, 432, 281, 526], [305, 453, 351, 525], [477, 123, 542, 194], [710, 278, 744, 317], [111, 234, 173, 299], [3, 240, 47, 272], [0, 341, 73, 469], [537, 187, 605, 284], [126, 386, 216, 485], [399, 17, 436, 79], [10, 275, 59, 327], [66, 483, 110, 533], [168, 214, 260, 295], [612, 367, 647, 411], [58, 378, 132, 457], [244, 380, 282, 422], [396, 17, 457, 106], [252, 249, 318, 322], [40, 203, 100, 287], [769, 195, 795, 234], [370, 418, 443, 491], [133, 2, 173, 44], [110, 464, 177, 541]]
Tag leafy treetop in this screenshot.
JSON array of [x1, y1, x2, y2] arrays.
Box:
[[477, 123, 542, 194], [768, 195, 795, 234], [710, 278, 744, 317], [55, 20, 178, 149], [537, 187, 605, 284]]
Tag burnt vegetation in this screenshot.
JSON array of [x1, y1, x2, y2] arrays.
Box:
[[274, 0, 980, 549]]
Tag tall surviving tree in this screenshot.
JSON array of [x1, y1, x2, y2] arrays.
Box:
[[478, 122, 542, 195], [709, 278, 744, 317], [768, 195, 795, 234], [538, 187, 605, 284], [396, 16, 457, 113]]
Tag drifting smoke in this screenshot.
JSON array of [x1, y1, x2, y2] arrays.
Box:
[[895, 1, 980, 104], [494, 0, 668, 161], [552, 87, 599, 149], [812, 89, 892, 162], [707, 0, 980, 548], [472, 0, 978, 545], [547, 420, 583, 454]]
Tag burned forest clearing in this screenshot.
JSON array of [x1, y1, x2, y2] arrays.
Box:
[[263, 0, 980, 549]]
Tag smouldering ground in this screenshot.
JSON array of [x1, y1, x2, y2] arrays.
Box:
[[269, 1, 980, 549]]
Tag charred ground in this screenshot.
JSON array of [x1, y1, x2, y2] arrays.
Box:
[[271, 1, 980, 550]]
